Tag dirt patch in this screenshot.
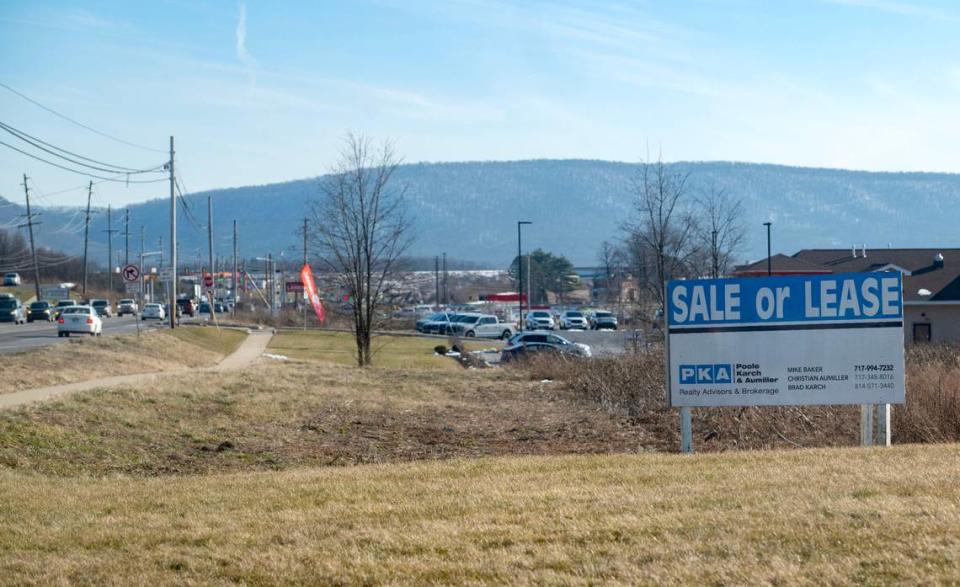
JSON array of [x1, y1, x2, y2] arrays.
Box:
[[0, 361, 650, 477]]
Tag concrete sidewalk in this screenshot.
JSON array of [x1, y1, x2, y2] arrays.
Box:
[[0, 329, 274, 410]]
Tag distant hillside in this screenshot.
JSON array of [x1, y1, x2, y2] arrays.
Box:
[[4, 160, 960, 267]]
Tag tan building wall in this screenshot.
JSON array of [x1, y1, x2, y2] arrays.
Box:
[[904, 304, 960, 343]]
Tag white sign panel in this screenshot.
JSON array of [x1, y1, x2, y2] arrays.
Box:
[[157, 267, 173, 281], [667, 272, 905, 407], [124, 282, 141, 293], [39, 286, 70, 300]]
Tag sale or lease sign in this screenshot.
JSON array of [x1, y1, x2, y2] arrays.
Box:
[[666, 272, 905, 407]]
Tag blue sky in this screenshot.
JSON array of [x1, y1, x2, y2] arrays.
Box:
[[2, 0, 960, 207]]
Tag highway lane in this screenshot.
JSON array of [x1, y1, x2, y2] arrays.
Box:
[[0, 315, 168, 355]]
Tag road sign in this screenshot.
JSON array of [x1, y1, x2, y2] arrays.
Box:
[[666, 272, 905, 407], [285, 281, 304, 292], [203, 274, 214, 288], [124, 282, 141, 293], [39, 285, 70, 300], [122, 264, 141, 283], [158, 267, 173, 281]]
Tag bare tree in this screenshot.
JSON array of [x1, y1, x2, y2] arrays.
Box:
[[697, 183, 746, 278], [596, 240, 625, 311], [310, 134, 412, 367], [623, 158, 699, 311]]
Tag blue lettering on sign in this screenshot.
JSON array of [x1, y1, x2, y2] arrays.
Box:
[[679, 364, 732, 384], [667, 272, 902, 327], [714, 364, 732, 383]]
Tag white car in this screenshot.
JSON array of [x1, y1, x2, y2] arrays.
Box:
[[559, 310, 589, 330], [57, 306, 103, 337], [141, 303, 166, 320], [525, 310, 555, 330]]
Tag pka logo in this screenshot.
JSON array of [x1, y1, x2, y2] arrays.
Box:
[[679, 364, 733, 385]]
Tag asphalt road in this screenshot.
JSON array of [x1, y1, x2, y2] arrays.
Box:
[[0, 314, 169, 355]]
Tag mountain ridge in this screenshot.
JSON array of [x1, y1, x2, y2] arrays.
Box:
[[4, 159, 960, 267]]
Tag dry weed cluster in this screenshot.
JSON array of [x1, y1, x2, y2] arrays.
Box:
[[518, 342, 960, 450]]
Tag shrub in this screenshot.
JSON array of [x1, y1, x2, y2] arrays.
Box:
[[516, 342, 960, 451]]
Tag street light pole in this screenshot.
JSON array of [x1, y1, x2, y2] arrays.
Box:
[[517, 221, 532, 330], [764, 221, 772, 277]]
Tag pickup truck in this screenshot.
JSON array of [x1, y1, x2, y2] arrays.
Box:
[[117, 298, 139, 316], [450, 313, 516, 340]]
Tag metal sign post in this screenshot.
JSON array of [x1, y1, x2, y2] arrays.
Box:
[[876, 404, 891, 446], [680, 407, 693, 454], [860, 405, 874, 447]]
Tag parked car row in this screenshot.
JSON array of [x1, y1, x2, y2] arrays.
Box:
[[416, 312, 516, 339], [525, 309, 618, 331]]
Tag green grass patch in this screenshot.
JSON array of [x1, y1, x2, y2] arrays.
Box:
[[0, 285, 36, 302], [268, 330, 496, 370], [168, 326, 247, 356]]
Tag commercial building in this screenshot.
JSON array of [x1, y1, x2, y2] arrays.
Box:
[[736, 247, 960, 343]]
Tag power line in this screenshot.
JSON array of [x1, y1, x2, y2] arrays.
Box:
[[0, 81, 166, 154], [0, 121, 166, 174], [0, 139, 168, 183]]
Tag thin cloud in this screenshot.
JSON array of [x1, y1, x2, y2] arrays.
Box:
[[235, 1, 256, 82]]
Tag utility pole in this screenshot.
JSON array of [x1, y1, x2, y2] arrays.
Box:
[[123, 207, 130, 265], [517, 221, 532, 330], [168, 135, 176, 329], [434, 255, 440, 310], [139, 224, 145, 305], [207, 196, 214, 285], [231, 220, 237, 316], [711, 229, 718, 279], [232, 220, 238, 316], [441, 252, 447, 305], [82, 181, 92, 295], [764, 221, 772, 277], [207, 195, 215, 319], [267, 253, 273, 315], [103, 204, 118, 296], [20, 175, 41, 300]]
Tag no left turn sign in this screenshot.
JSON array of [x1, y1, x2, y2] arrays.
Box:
[[122, 264, 141, 283]]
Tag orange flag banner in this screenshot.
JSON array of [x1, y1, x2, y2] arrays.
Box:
[[300, 263, 325, 323]]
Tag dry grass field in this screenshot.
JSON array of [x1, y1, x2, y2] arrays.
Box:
[[1, 326, 246, 394], [2, 445, 959, 584], [268, 330, 496, 370], [0, 360, 647, 476], [2, 330, 960, 583]]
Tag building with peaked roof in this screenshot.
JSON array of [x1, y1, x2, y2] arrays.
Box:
[[733, 254, 833, 277], [742, 247, 960, 343]]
